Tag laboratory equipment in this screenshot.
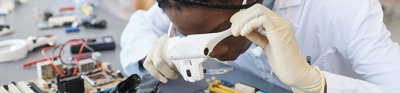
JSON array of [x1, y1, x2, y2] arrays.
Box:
[[166, 0, 250, 83], [167, 24, 232, 82], [0, 35, 57, 62]]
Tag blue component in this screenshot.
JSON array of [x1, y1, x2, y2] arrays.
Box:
[[257, 90, 270, 93], [103, 87, 114, 91], [220, 80, 235, 87], [65, 27, 80, 33]]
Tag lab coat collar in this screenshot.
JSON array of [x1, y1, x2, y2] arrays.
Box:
[[276, 0, 301, 8]]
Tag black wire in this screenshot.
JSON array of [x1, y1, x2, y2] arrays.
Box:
[[151, 82, 161, 92], [174, 0, 262, 9], [59, 41, 70, 65], [51, 45, 60, 61], [59, 39, 82, 65], [58, 39, 95, 65]]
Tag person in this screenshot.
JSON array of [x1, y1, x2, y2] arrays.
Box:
[[120, 0, 400, 92]]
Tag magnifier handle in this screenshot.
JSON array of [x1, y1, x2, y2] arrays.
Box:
[[173, 58, 205, 82]]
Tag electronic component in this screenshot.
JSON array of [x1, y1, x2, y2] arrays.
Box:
[[57, 75, 85, 93], [7, 83, 22, 93], [15, 81, 34, 93], [0, 25, 10, 30], [110, 74, 141, 93], [47, 16, 76, 27], [65, 27, 80, 33], [101, 62, 111, 72], [234, 83, 255, 93], [195, 77, 269, 93], [43, 11, 53, 21], [206, 77, 241, 93], [81, 16, 106, 29], [78, 58, 96, 73], [81, 72, 114, 86], [27, 82, 45, 93], [58, 6, 75, 11], [82, 19, 106, 28], [115, 70, 124, 78], [65, 21, 80, 33], [36, 79, 46, 89], [47, 81, 58, 92], [81, 5, 94, 16], [70, 52, 92, 61], [37, 60, 63, 80], [0, 85, 7, 93], [0, 25, 12, 36], [70, 36, 115, 54]]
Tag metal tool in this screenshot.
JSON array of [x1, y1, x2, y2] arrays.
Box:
[[204, 67, 233, 75]]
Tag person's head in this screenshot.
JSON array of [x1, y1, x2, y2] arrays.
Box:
[[158, 0, 261, 61]]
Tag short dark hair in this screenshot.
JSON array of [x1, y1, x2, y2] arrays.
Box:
[[156, 0, 262, 10]]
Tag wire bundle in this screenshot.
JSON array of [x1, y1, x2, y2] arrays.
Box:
[[40, 39, 88, 77]]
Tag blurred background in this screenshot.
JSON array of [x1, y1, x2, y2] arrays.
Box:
[[381, 0, 400, 43], [89, 0, 400, 42], [1, 0, 399, 41]]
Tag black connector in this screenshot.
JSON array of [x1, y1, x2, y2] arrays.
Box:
[[70, 36, 116, 54], [110, 74, 141, 93], [28, 82, 46, 93], [82, 19, 107, 29], [57, 75, 85, 93]]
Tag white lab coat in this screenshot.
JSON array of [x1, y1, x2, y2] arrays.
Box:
[[120, 0, 400, 92]]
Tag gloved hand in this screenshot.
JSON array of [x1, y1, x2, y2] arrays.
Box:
[[143, 35, 178, 83], [230, 4, 326, 93]]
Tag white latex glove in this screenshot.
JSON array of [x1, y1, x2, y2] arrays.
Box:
[[143, 35, 178, 83], [230, 4, 326, 93]]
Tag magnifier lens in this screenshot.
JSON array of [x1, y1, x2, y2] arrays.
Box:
[[0, 43, 23, 53]]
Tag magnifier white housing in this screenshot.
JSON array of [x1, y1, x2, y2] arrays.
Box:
[[0, 35, 57, 62], [167, 24, 232, 82], [0, 39, 28, 62]]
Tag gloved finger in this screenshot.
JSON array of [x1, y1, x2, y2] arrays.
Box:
[[230, 4, 268, 23], [230, 4, 268, 37], [240, 15, 268, 36], [230, 19, 242, 37], [143, 58, 168, 83], [153, 56, 178, 79], [245, 31, 269, 50], [230, 12, 246, 37]]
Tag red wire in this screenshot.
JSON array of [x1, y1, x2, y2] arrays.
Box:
[[22, 55, 61, 67], [22, 41, 79, 67], [41, 46, 66, 77], [40, 39, 88, 77], [72, 39, 88, 75], [23, 46, 66, 67]]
